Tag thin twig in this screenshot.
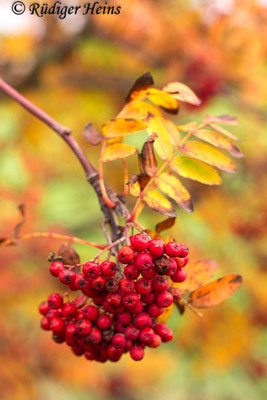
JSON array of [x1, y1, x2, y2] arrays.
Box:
[[12, 232, 106, 249], [93, 237, 125, 261]]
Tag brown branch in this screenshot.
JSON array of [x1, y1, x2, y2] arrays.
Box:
[[0, 77, 127, 242]]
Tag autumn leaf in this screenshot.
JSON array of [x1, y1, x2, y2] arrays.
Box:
[[161, 118, 181, 146], [145, 88, 179, 114], [177, 121, 198, 132], [162, 81, 201, 106], [83, 123, 102, 146], [145, 113, 173, 161], [209, 123, 240, 141], [157, 303, 174, 323], [141, 134, 158, 176], [127, 174, 141, 197], [204, 114, 239, 126], [102, 118, 147, 138], [188, 274, 242, 308], [170, 155, 222, 185], [58, 242, 80, 266], [156, 217, 176, 233], [119, 101, 162, 119], [193, 129, 243, 158], [180, 141, 237, 173], [143, 189, 177, 217], [155, 172, 193, 212], [101, 143, 137, 162], [176, 258, 219, 293], [125, 72, 154, 103]]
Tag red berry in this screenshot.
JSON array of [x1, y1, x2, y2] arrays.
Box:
[[107, 345, 123, 362], [129, 301, 143, 314], [130, 346, 144, 361], [112, 333, 127, 349], [72, 346, 84, 356], [118, 246, 135, 264], [179, 244, 189, 258], [68, 281, 78, 291], [130, 233, 149, 252], [47, 293, 63, 309], [105, 278, 120, 292], [168, 258, 178, 275], [133, 312, 152, 329], [152, 276, 168, 293], [141, 292, 155, 305], [124, 263, 139, 280], [76, 319, 92, 336], [141, 266, 157, 280], [85, 348, 97, 360], [92, 276, 106, 291], [46, 309, 61, 320], [170, 268, 187, 283], [148, 239, 165, 257], [62, 302, 77, 319], [174, 256, 188, 268], [83, 261, 100, 278], [100, 260, 117, 277], [125, 325, 140, 340], [149, 334, 162, 348], [134, 252, 153, 271], [135, 278, 152, 295], [147, 303, 164, 318], [75, 273, 89, 290], [126, 339, 133, 351], [40, 316, 50, 330], [139, 327, 155, 344], [117, 312, 132, 325], [50, 317, 65, 335], [49, 261, 64, 277], [65, 323, 77, 339], [165, 242, 182, 257], [39, 301, 50, 315], [86, 327, 102, 344], [156, 291, 173, 308], [58, 269, 76, 285], [122, 293, 139, 309], [97, 314, 112, 330], [119, 278, 135, 294], [154, 323, 173, 342], [106, 292, 122, 307], [93, 294, 106, 306], [83, 305, 99, 321]]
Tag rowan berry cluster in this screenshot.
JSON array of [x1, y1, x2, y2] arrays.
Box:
[[39, 233, 189, 362]]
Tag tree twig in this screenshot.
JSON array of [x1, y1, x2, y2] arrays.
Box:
[[0, 77, 127, 242]]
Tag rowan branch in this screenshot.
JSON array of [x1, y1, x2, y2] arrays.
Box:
[[0, 77, 127, 242]]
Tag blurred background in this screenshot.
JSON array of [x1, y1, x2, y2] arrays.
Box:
[[0, 0, 267, 399]]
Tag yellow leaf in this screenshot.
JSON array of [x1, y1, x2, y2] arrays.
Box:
[[101, 143, 137, 162], [157, 303, 174, 323], [119, 101, 162, 119], [143, 190, 176, 217], [102, 118, 147, 138], [177, 121, 198, 132], [188, 274, 242, 308], [155, 173, 193, 212], [162, 81, 201, 106], [161, 118, 181, 146], [145, 114, 174, 161], [204, 114, 238, 126], [175, 258, 219, 293], [180, 141, 237, 173], [146, 88, 179, 114], [193, 129, 243, 158], [127, 177, 141, 197], [170, 156, 222, 185], [209, 123, 239, 141], [125, 72, 154, 102]]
